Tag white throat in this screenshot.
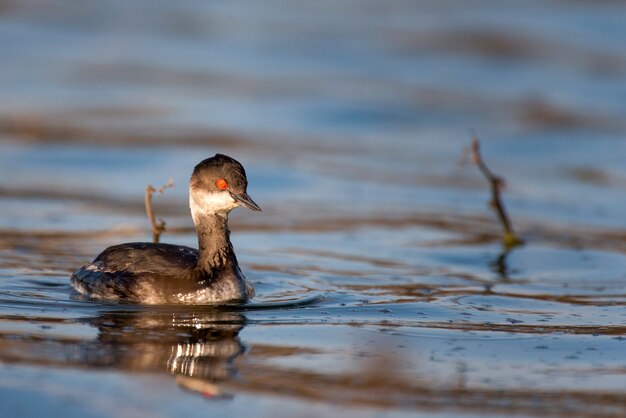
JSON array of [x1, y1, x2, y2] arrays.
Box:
[[189, 189, 237, 224]]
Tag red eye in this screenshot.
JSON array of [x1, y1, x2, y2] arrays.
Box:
[[216, 179, 228, 190]]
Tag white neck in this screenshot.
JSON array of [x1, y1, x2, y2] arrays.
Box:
[[189, 189, 237, 225]]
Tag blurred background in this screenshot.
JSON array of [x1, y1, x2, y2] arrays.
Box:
[[2, 1, 626, 417], [2, 0, 626, 231]]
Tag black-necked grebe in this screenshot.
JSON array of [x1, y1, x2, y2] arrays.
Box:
[[71, 154, 261, 304]]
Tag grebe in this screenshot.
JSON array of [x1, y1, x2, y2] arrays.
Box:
[[71, 154, 261, 304]]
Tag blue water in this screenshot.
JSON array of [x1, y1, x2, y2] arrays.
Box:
[[2, 1, 626, 417]]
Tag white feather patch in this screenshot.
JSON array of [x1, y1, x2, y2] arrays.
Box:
[[189, 190, 237, 221]]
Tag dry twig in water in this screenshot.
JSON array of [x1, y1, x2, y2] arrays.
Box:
[[145, 178, 174, 243], [464, 135, 523, 249]]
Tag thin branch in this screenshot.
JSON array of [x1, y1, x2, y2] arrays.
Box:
[[144, 178, 174, 243], [464, 135, 523, 249]]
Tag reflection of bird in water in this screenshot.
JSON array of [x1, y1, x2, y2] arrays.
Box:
[[82, 309, 246, 394], [71, 154, 261, 304]]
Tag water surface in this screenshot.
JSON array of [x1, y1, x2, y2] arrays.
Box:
[[2, 1, 626, 417]]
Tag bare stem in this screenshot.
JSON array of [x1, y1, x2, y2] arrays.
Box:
[[144, 178, 174, 243], [465, 135, 523, 249]]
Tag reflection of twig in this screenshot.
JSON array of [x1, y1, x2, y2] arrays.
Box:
[[145, 178, 174, 243], [464, 135, 523, 249], [490, 248, 512, 280]]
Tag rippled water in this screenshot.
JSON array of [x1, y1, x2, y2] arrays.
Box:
[[2, 1, 626, 417]]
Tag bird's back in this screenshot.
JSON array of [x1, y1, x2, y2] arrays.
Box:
[[93, 242, 199, 274]]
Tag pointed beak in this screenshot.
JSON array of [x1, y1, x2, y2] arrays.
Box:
[[230, 192, 262, 212]]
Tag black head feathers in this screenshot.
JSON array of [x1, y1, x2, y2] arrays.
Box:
[[190, 154, 249, 194]]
